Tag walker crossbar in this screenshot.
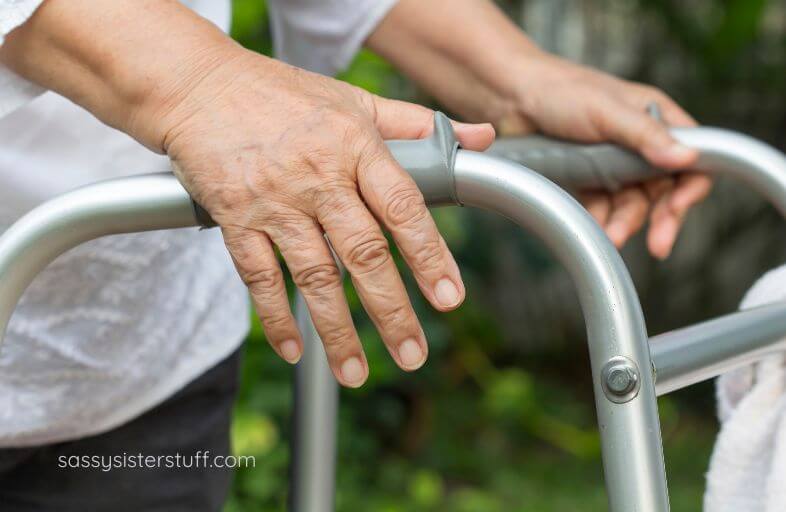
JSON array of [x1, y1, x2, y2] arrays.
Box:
[[1, 114, 785, 512]]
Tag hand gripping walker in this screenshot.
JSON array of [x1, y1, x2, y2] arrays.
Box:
[[1, 113, 785, 512]]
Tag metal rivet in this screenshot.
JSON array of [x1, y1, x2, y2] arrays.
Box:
[[601, 357, 641, 403], [607, 365, 636, 394]]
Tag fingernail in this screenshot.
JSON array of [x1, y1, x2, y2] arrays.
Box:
[[279, 340, 301, 364], [340, 357, 366, 387], [454, 120, 493, 130], [652, 241, 672, 261], [434, 278, 461, 308], [398, 338, 426, 370], [606, 222, 627, 246]]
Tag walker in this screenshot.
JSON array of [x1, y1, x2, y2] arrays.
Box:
[[2, 113, 785, 512]]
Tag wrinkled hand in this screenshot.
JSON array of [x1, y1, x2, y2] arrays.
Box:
[[156, 50, 494, 386], [495, 54, 713, 259], [367, 0, 712, 259]]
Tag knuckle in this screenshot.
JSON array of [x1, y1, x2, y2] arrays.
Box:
[[301, 146, 343, 175], [357, 90, 379, 119], [263, 211, 315, 245], [260, 311, 292, 331], [311, 183, 358, 216], [352, 138, 388, 179], [338, 119, 374, 158], [384, 184, 428, 227], [377, 303, 411, 329], [213, 183, 250, 213], [293, 263, 342, 292], [224, 231, 265, 272], [345, 232, 390, 274], [587, 97, 616, 135], [245, 267, 285, 296], [412, 238, 444, 274], [320, 325, 356, 350], [339, 116, 366, 142], [636, 120, 669, 148]]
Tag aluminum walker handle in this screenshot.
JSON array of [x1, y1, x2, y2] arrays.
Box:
[[0, 112, 669, 511], [4, 112, 786, 512]]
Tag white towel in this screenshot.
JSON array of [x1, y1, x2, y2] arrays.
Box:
[[704, 264, 786, 512]]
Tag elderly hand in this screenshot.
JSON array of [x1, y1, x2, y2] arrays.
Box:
[[157, 52, 494, 386], [368, 0, 713, 259], [1, 0, 494, 387], [491, 53, 712, 259]]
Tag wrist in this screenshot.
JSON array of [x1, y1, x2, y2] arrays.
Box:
[[0, 0, 247, 154], [123, 39, 247, 153]]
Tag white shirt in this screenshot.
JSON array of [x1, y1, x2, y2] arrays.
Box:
[[0, 0, 396, 447]]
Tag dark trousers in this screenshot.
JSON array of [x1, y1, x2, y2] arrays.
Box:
[[0, 348, 242, 512]]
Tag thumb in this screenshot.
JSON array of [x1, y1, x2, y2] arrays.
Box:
[[371, 95, 495, 151]]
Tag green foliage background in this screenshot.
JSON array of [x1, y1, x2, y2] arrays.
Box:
[[225, 1, 785, 510]]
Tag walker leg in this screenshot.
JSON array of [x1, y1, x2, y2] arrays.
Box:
[[289, 291, 339, 512]]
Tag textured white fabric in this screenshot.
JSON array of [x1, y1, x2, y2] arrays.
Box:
[[0, 0, 396, 446], [0, 0, 246, 447], [705, 264, 786, 512]]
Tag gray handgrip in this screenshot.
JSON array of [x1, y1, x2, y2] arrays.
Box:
[[384, 111, 459, 205], [192, 112, 461, 228], [488, 136, 661, 192]]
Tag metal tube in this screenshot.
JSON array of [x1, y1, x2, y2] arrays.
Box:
[[453, 151, 668, 512], [651, 301, 786, 395], [645, 128, 786, 394], [671, 127, 786, 216], [0, 173, 198, 343], [289, 293, 339, 512]]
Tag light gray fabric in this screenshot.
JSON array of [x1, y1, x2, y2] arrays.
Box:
[[267, 0, 398, 75], [0, 0, 247, 447], [705, 264, 786, 512]]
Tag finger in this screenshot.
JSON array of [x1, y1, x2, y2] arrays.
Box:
[[592, 98, 697, 170], [222, 227, 302, 364], [643, 178, 678, 260], [495, 111, 535, 137], [647, 192, 680, 260], [357, 142, 465, 313], [624, 85, 697, 127], [268, 217, 369, 387], [646, 173, 712, 258], [655, 96, 696, 128], [643, 176, 675, 203], [604, 186, 651, 248], [314, 187, 428, 372], [371, 95, 496, 150], [671, 173, 713, 212], [578, 191, 613, 227]]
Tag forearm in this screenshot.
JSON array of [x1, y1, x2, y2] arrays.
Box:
[[0, 0, 246, 151], [366, 0, 539, 121]]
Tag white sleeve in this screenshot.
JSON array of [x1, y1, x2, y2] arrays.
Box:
[[0, 0, 47, 118], [267, 0, 398, 76]]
